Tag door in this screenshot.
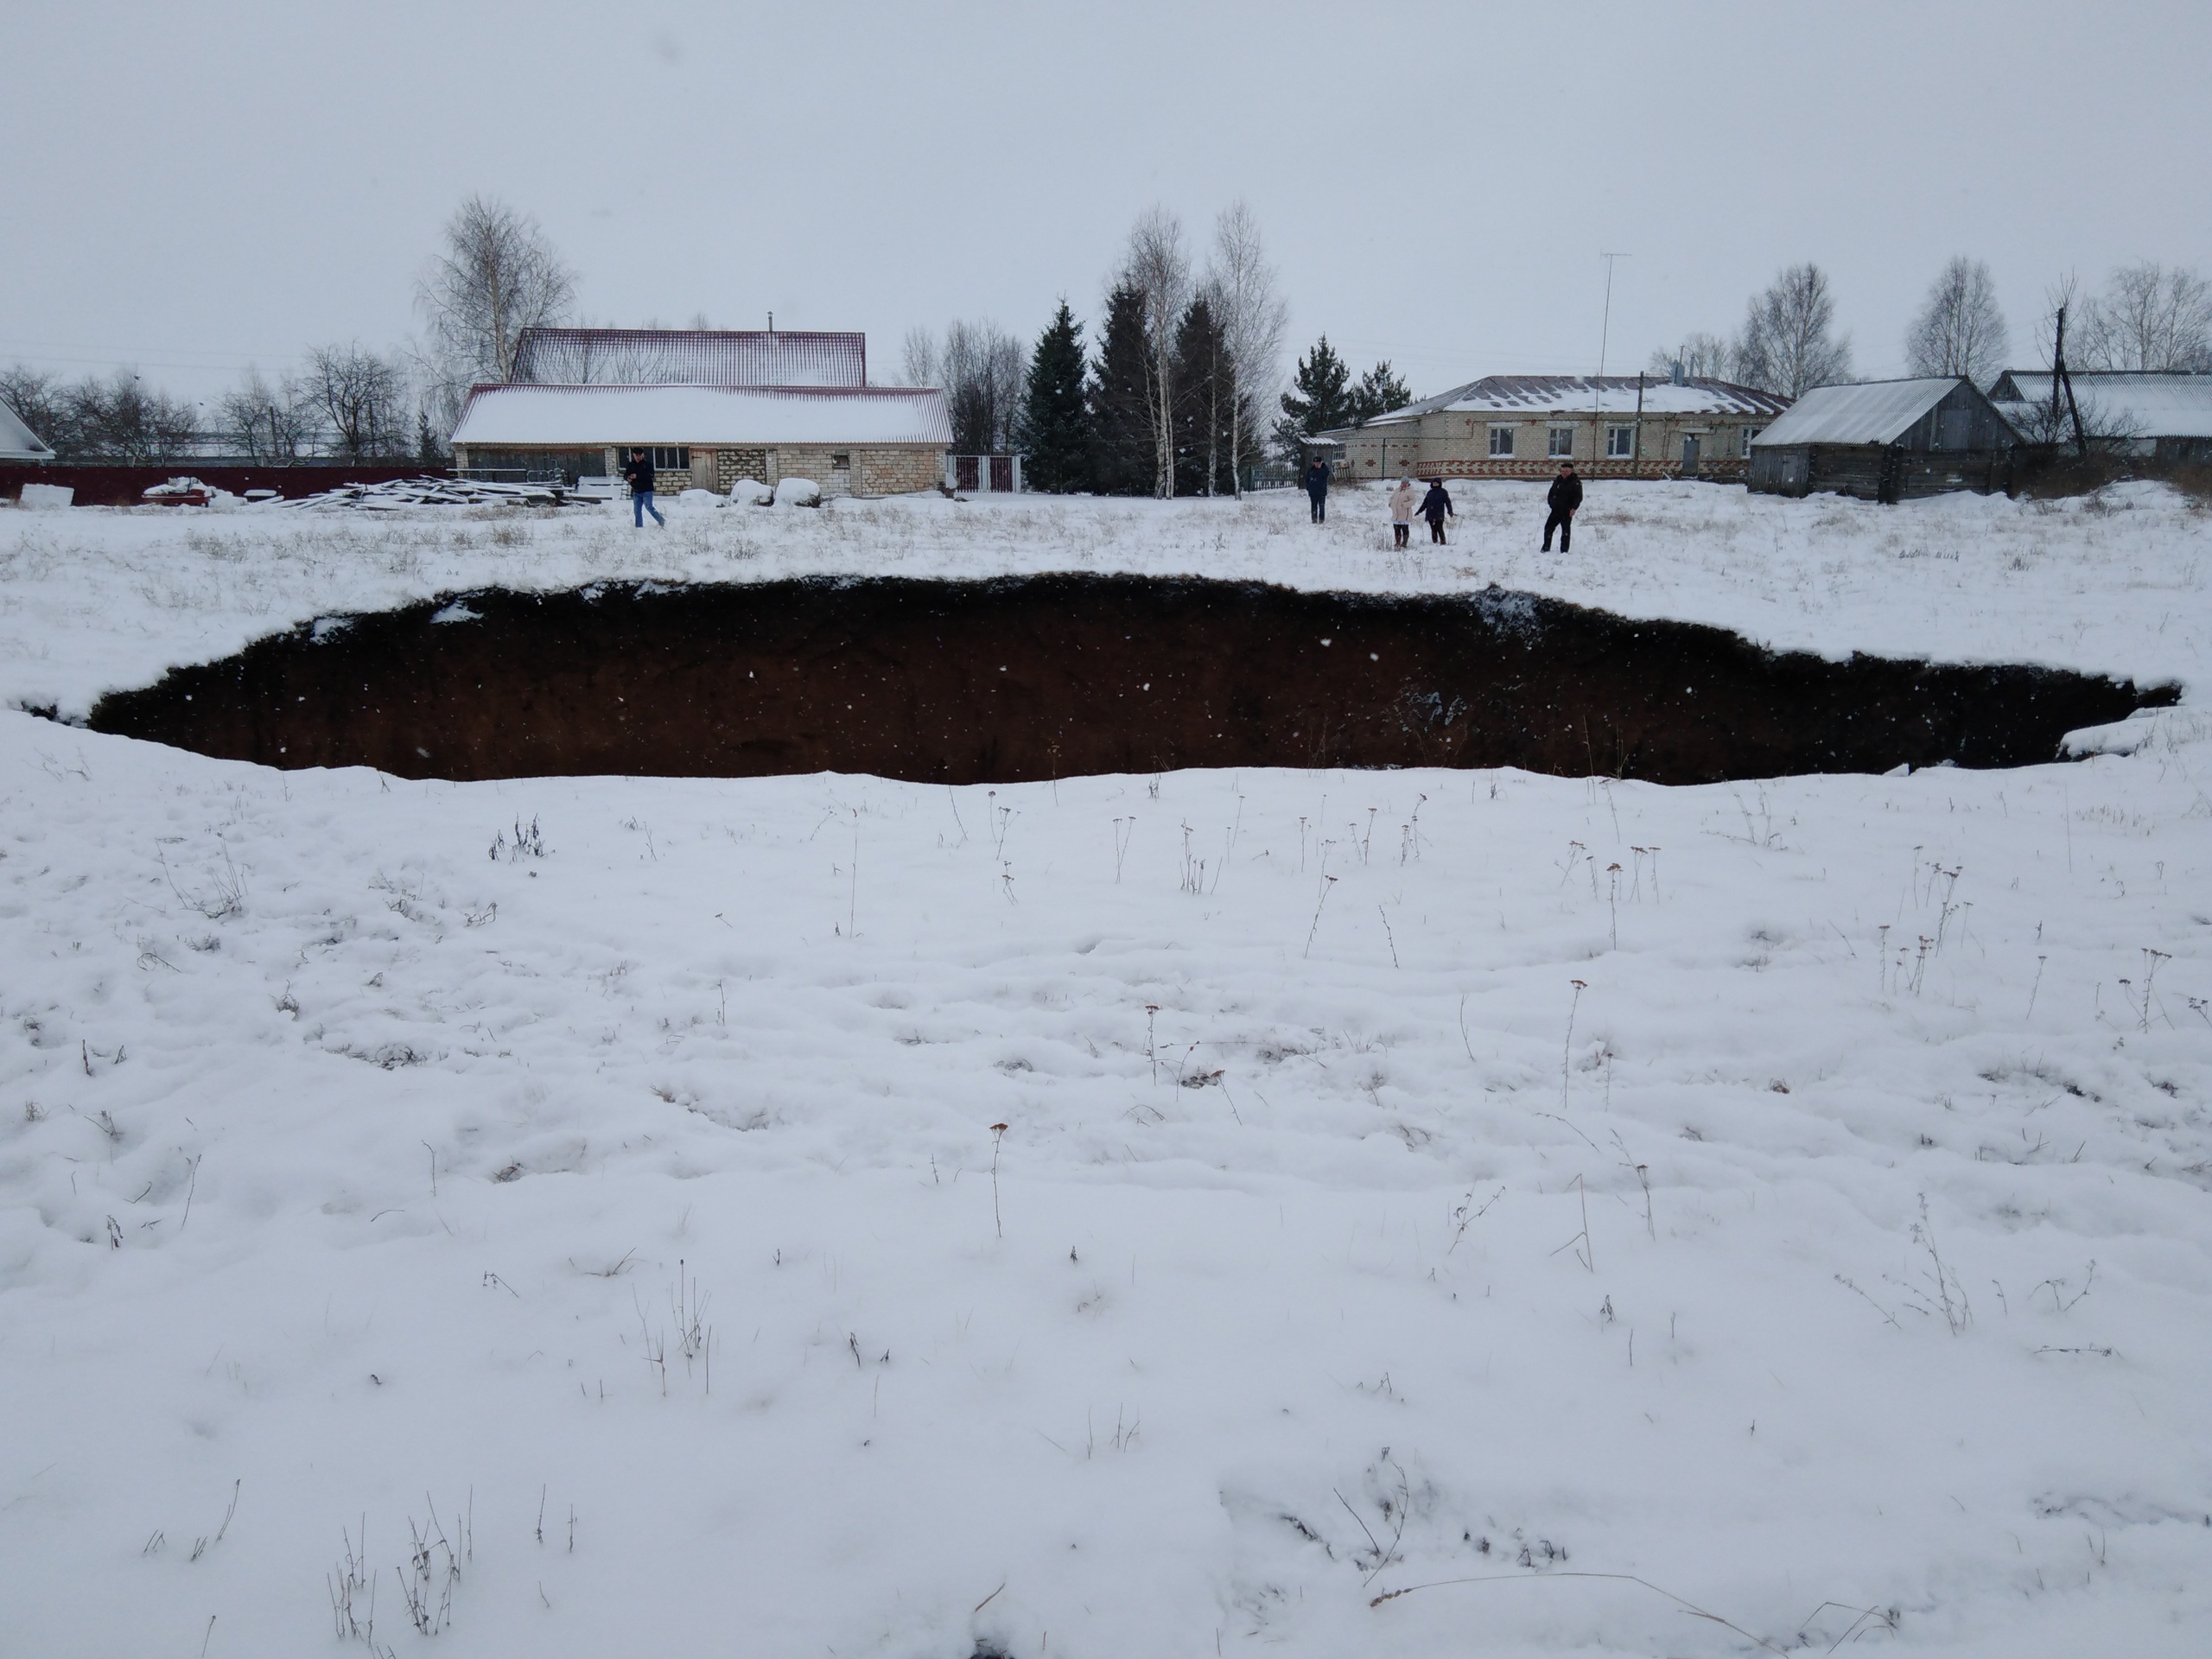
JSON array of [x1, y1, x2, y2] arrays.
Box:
[[956, 456, 981, 492], [1681, 434, 1700, 474]]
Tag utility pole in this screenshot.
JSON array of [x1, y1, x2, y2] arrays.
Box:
[[1632, 371, 1645, 480], [2052, 304, 2088, 457]]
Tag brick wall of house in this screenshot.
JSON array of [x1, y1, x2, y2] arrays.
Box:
[[709, 448, 771, 492], [855, 447, 943, 496], [760, 445, 851, 496]]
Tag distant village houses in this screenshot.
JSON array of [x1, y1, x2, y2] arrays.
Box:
[[448, 327, 952, 497], [1321, 373, 1791, 483], [1987, 369, 2212, 465]]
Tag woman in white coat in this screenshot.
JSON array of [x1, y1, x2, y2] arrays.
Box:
[[1387, 475, 1418, 548]]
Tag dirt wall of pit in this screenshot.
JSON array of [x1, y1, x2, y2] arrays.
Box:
[[86, 576, 2168, 785]]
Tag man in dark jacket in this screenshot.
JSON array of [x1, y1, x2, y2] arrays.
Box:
[[1543, 461, 1582, 551], [1419, 478, 1454, 543], [1304, 455, 1332, 523], [624, 448, 665, 528]]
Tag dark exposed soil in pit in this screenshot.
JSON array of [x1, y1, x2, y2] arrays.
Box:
[[87, 575, 2173, 785]]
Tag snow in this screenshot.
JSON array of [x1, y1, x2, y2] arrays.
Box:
[[1751, 379, 1965, 448], [773, 476, 822, 506], [0, 397, 55, 461], [728, 476, 772, 505], [449, 384, 954, 448], [16, 482, 71, 510], [2, 481, 2210, 1657]]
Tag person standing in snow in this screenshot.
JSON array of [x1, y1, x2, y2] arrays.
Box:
[[1542, 460, 1581, 551], [625, 448, 665, 528], [1304, 454, 1332, 523], [1419, 477, 1454, 543], [1388, 474, 1418, 548]]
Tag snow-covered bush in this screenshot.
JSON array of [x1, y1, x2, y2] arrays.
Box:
[[772, 477, 821, 507], [728, 477, 772, 506]]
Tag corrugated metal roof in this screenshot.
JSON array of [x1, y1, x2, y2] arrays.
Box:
[[451, 384, 952, 448], [1987, 372, 2212, 439], [1349, 374, 1791, 432], [512, 328, 868, 388], [0, 398, 54, 461], [1749, 378, 1962, 448]]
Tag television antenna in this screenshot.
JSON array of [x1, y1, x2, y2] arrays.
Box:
[[1597, 252, 1630, 377]]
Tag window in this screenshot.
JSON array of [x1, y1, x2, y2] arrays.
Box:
[[1606, 425, 1635, 459], [1488, 425, 1515, 457], [649, 445, 690, 471], [1548, 426, 1574, 459], [831, 452, 851, 470], [1740, 426, 1758, 458]]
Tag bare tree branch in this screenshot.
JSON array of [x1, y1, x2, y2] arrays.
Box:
[[1904, 257, 2009, 385]]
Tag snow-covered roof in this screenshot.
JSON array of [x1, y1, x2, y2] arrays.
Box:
[[1343, 375, 1791, 434], [451, 384, 952, 448], [0, 398, 54, 462], [512, 328, 868, 389], [1986, 372, 2212, 439], [1749, 378, 1967, 448]]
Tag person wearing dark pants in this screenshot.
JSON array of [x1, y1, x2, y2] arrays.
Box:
[[625, 448, 664, 528], [1420, 478, 1454, 543], [1542, 461, 1581, 551], [1389, 475, 1417, 547], [1304, 456, 1332, 523]]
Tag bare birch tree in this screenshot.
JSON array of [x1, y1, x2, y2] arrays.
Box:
[[1904, 257, 2008, 385], [900, 326, 939, 389], [906, 321, 1022, 450], [1732, 263, 1853, 397], [217, 366, 315, 460], [298, 343, 408, 460], [415, 195, 575, 431], [2080, 262, 2212, 372], [1122, 206, 1192, 498], [940, 320, 1025, 453], [1209, 200, 1288, 496]]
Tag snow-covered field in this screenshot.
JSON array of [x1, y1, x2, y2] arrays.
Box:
[[2, 481, 2209, 1657]]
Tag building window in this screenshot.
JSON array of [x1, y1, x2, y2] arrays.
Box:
[[1740, 427, 1758, 458], [1489, 425, 1515, 457], [649, 445, 690, 471], [1548, 426, 1574, 458], [1606, 425, 1635, 459], [831, 452, 851, 470]]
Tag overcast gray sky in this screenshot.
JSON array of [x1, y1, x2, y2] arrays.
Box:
[[6, 1, 2209, 409]]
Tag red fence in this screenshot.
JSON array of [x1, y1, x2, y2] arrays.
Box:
[[1, 462, 448, 507]]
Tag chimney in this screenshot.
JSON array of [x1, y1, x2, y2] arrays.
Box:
[[1670, 358, 1687, 387]]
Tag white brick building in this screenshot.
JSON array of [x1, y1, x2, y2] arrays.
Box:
[[1323, 374, 1791, 482]]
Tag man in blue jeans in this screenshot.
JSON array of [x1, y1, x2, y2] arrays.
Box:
[[624, 448, 664, 527]]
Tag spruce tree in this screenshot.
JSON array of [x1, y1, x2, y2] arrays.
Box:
[[1171, 295, 1233, 496], [1087, 283, 1154, 496], [1016, 301, 1093, 493], [1273, 334, 1354, 459], [1347, 360, 1414, 426]]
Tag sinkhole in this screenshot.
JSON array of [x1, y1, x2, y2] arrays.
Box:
[[87, 575, 2172, 786]]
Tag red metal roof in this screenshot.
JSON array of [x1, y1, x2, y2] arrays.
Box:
[[512, 328, 868, 389]]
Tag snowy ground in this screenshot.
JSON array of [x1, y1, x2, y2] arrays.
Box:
[[2, 481, 2209, 1657]]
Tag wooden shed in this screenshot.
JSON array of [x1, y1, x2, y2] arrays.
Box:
[[1747, 377, 2019, 502]]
